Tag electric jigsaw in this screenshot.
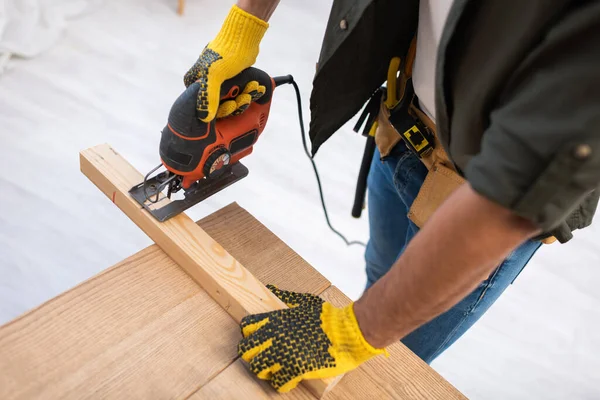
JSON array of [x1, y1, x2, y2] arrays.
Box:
[[130, 67, 292, 221]]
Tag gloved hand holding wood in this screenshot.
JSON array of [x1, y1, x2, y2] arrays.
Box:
[[183, 5, 269, 122], [238, 285, 388, 392]]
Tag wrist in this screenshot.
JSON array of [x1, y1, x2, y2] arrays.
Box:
[[344, 303, 388, 357], [321, 302, 387, 361], [353, 299, 388, 349], [236, 0, 279, 21], [209, 5, 269, 62]]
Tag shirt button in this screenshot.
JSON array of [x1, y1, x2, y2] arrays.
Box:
[[340, 19, 348, 30], [574, 144, 592, 160]]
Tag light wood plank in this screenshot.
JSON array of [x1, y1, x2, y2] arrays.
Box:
[[0, 202, 333, 400], [79, 144, 335, 397], [0, 245, 240, 399], [189, 359, 317, 400], [80, 144, 283, 320], [199, 203, 330, 296]]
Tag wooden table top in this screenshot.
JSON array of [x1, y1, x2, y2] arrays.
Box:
[[0, 203, 465, 399]]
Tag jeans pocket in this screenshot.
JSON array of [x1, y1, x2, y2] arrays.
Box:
[[392, 151, 429, 208]]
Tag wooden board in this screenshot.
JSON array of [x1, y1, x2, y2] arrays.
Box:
[[0, 203, 330, 400], [0, 245, 240, 400], [190, 286, 467, 400], [188, 359, 317, 400], [0, 144, 464, 399], [199, 203, 330, 296], [79, 144, 335, 397]]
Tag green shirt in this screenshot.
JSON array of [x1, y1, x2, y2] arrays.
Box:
[[309, 0, 600, 243]]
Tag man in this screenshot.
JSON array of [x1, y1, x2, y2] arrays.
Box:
[[184, 0, 600, 393]]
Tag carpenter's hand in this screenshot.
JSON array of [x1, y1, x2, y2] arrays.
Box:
[[238, 285, 388, 392], [183, 5, 268, 122]]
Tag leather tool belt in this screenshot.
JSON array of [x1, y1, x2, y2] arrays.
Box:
[[375, 75, 466, 228], [352, 38, 465, 229], [365, 56, 556, 244], [354, 39, 555, 243]]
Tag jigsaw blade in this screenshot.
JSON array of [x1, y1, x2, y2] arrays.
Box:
[[129, 162, 248, 222]]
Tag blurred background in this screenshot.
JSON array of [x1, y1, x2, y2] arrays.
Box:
[[0, 0, 598, 399]]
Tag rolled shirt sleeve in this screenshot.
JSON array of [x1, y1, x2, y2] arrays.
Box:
[[465, 2, 600, 233]]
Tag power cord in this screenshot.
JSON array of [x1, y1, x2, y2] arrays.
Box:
[[276, 76, 366, 247]]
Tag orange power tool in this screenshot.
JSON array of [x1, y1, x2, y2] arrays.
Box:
[[130, 67, 293, 221]]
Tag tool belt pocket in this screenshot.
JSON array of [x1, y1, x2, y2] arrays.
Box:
[[408, 162, 466, 228]]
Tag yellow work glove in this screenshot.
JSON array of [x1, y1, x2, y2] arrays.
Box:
[[238, 285, 388, 393], [183, 5, 269, 122]]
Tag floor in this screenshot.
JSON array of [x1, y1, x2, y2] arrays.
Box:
[[0, 1, 599, 399]]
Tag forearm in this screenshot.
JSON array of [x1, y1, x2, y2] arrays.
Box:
[[237, 0, 280, 21], [354, 183, 540, 348]]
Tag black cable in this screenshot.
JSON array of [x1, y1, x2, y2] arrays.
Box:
[[289, 78, 366, 247]]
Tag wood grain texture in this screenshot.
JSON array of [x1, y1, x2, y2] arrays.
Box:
[[199, 203, 330, 296], [0, 245, 240, 400], [79, 144, 335, 397], [190, 286, 466, 400], [189, 359, 317, 400], [0, 201, 333, 400], [80, 144, 284, 320]]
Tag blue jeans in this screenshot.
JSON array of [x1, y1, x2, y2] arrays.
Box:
[[365, 144, 541, 364]]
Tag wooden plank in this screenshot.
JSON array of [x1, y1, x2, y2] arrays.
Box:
[[0, 245, 240, 399], [79, 145, 282, 320], [190, 286, 466, 400], [188, 359, 316, 400], [79, 144, 335, 397], [199, 203, 330, 295], [0, 202, 331, 400]]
